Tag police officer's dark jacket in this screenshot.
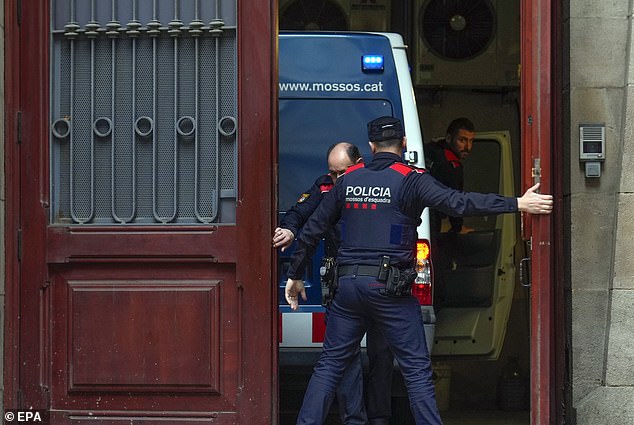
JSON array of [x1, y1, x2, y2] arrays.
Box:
[[287, 152, 517, 280], [337, 160, 418, 266], [280, 174, 340, 257]]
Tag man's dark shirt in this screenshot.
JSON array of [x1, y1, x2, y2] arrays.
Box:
[[287, 152, 517, 279], [424, 140, 465, 232], [280, 174, 339, 257]]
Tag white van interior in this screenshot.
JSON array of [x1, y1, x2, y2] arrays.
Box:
[[433, 132, 518, 360]]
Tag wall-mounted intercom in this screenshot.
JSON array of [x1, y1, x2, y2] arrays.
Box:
[[579, 123, 605, 178]]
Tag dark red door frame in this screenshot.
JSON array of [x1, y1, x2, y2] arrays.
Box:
[[236, 0, 278, 422], [4, 0, 21, 409], [521, 0, 564, 423], [4, 0, 51, 410], [551, 0, 570, 422]]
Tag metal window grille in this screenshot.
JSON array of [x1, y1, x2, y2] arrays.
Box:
[[50, 0, 237, 225]]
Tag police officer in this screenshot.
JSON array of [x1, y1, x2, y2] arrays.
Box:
[[273, 142, 367, 425], [423, 117, 476, 234], [273, 142, 362, 254], [284, 116, 553, 425], [274, 142, 395, 425]]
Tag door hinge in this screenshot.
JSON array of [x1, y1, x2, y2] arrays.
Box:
[[17, 111, 22, 144], [17, 228, 22, 262]]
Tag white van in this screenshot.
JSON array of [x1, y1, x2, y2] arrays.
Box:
[[277, 32, 435, 364]]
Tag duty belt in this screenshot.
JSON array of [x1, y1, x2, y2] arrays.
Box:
[[337, 264, 383, 277], [339, 261, 418, 296]]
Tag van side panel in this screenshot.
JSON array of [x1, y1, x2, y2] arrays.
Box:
[[279, 33, 403, 110]]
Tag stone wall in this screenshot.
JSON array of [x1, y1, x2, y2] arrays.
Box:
[[569, 1, 634, 423]]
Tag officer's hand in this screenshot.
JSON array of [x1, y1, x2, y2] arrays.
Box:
[[285, 279, 307, 311], [272, 227, 295, 251], [517, 183, 554, 214]]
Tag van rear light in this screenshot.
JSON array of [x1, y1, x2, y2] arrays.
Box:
[[413, 239, 433, 305]]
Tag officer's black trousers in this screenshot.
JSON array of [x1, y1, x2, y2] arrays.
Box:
[[296, 275, 443, 425]]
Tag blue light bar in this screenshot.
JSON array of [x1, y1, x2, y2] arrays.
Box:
[[362, 54, 384, 73]]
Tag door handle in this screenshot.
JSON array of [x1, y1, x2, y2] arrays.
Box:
[[522, 158, 543, 241], [532, 158, 541, 188]]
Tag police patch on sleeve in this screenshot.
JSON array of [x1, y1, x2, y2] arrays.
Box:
[[297, 193, 310, 203]]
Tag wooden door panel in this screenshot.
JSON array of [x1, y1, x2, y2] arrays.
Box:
[[49, 263, 240, 413], [68, 280, 220, 391], [46, 226, 237, 263]]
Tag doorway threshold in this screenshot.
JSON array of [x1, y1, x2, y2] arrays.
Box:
[[441, 409, 529, 425]]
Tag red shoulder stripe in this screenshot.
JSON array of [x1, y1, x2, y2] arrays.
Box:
[[319, 183, 334, 193], [345, 163, 365, 173], [390, 162, 425, 176]]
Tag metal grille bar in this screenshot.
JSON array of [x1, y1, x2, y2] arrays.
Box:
[[50, 0, 237, 225]]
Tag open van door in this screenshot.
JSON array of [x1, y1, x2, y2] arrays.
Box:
[[432, 131, 517, 359]]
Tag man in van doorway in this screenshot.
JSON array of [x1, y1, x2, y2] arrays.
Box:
[[424, 118, 476, 308], [423, 117, 476, 234], [273, 141, 395, 425]]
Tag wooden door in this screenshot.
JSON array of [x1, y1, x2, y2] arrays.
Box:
[[521, 0, 563, 423], [4, 1, 276, 424]]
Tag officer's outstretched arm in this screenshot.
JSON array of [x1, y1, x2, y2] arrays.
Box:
[[517, 183, 553, 214], [285, 279, 307, 311]]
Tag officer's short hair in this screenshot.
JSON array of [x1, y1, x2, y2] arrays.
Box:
[[326, 142, 362, 163], [446, 117, 475, 140], [367, 116, 404, 147]]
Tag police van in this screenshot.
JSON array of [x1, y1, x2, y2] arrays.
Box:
[[277, 32, 435, 364]]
